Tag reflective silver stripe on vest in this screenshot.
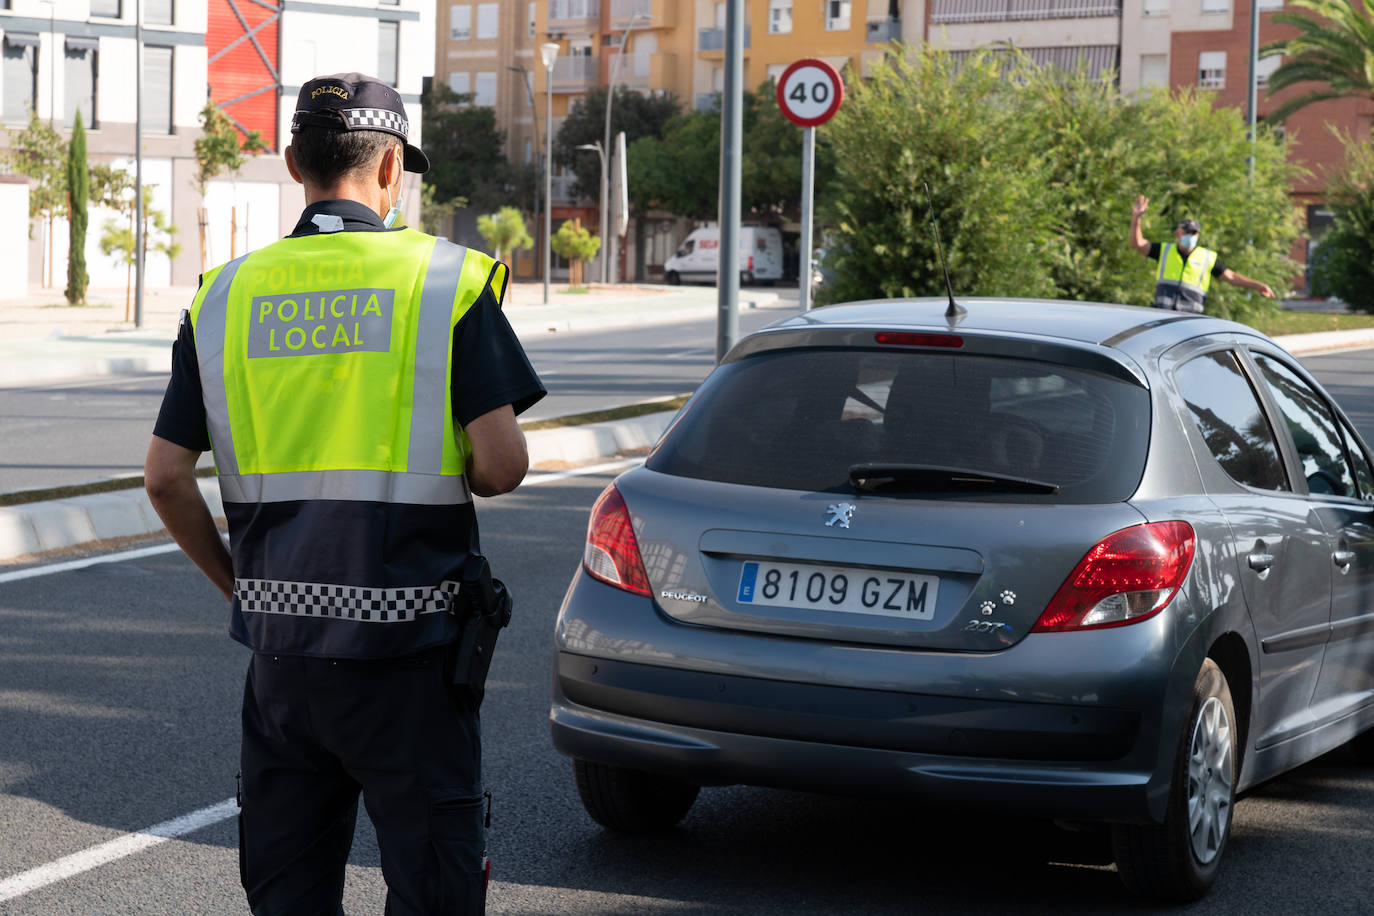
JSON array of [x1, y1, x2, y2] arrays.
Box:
[[219, 469, 472, 505], [408, 240, 470, 475], [196, 255, 251, 476], [236, 577, 459, 622]]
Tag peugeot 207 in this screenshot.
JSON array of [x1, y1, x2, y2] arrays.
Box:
[[549, 298, 1374, 901]]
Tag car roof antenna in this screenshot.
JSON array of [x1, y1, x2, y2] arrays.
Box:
[[923, 181, 966, 324]]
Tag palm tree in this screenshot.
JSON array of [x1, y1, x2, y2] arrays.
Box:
[[1261, 0, 1374, 125]]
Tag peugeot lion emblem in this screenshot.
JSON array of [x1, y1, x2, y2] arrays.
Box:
[[825, 502, 856, 529]]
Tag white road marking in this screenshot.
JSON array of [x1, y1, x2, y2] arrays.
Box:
[[0, 798, 238, 903], [0, 543, 183, 584]]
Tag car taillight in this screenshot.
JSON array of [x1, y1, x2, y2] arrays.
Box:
[[583, 484, 652, 597], [748, 255, 754, 271], [1033, 521, 1195, 632]]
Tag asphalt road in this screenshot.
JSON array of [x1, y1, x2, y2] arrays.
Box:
[[0, 291, 799, 494], [2, 462, 1373, 914]]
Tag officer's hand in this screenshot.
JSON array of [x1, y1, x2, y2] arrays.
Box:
[[1258, 283, 1275, 299], [1133, 195, 1149, 218]]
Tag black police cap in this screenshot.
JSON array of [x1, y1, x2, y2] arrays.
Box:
[[290, 72, 429, 174]]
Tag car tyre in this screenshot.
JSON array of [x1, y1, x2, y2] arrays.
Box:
[[1111, 658, 1236, 902], [665, 271, 680, 286], [573, 759, 699, 833]]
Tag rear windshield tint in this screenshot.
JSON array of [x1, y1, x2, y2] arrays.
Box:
[[648, 348, 1150, 503]]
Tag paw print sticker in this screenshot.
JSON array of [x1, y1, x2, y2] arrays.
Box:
[[979, 601, 996, 616], [1000, 590, 1017, 606]]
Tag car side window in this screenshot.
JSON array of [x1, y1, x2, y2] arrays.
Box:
[[1175, 350, 1289, 492], [1338, 419, 1374, 501], [1252, 353, 1357, 498]]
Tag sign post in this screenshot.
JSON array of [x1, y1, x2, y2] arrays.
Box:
[[777, 59, 843, 311]]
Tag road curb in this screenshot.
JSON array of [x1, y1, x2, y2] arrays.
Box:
[[0, 414, 678, 564]]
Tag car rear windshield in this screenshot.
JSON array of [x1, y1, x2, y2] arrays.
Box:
[[648, 348, 1151, 503]]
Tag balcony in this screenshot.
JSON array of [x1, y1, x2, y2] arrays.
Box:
[[548, 0, 599, 30], [551, 55, 598, 92], [866, 17, 902, 42], [699, 26, 750, 52], [611, 0, 676, 29], [618, 51, 677, 90], [929, 0, 1119, 23]]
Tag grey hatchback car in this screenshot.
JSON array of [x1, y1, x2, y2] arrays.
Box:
[[550, 298, 1374, 901]]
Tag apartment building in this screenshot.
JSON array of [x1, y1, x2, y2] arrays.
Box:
[[205, 0, 432, 272], [0, 0, 208, 290]]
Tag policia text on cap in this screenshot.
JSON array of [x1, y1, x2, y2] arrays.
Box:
[[144, 72, 546, 915]]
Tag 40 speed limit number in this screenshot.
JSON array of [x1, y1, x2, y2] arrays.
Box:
[[775, 58, 844, 128]]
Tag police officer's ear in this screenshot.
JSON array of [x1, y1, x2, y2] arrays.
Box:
[[378, 144, 404, 191]]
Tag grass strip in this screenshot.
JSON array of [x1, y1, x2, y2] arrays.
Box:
[[520, 396, 689, 431], [0, 467, 216, 508], [2, 399, 691, 507], [1247, 310, 1374, 337]]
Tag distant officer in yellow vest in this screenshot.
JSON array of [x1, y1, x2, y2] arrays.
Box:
[[144, 72, 545, 914], [1130, 195, 1275, 312]]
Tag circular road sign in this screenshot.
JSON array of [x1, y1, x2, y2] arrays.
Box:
[[776, 58, 844, 128]]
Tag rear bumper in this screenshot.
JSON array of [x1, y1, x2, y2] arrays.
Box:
[[551, 667, 1156, 822], [552, 573, 1195, 824]]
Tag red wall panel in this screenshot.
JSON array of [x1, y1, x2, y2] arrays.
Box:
[[207, 0, 281, 150]]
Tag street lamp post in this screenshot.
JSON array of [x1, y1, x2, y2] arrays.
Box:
[[540, 42, 559, 305], [508, 64, 541, 285], [574, 141, 605, 281], [600, 10, 648, 284]]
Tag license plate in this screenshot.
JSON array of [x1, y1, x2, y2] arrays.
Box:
[[736, 561, 938, 620]]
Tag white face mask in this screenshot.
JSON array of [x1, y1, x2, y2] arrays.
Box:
[[1179, 233, 1198, 250], [383, 148, 403, 228]]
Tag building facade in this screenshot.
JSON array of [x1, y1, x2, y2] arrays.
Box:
[[0, 0, 431, 295], [0, 0, 208, 292]]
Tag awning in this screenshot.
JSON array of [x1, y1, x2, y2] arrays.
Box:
[[4, 33, 41, 49], [65, 35, 100, 51]]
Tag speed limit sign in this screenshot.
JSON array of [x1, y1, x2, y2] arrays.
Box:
[[776, 58, 844, 127]]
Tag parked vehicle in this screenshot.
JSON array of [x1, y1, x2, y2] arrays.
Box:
[[551, 297, 1374, 901], [663, 226, 784, 286]]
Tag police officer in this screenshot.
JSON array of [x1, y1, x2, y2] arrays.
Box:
[[144, 72, 545, 914], [1130, 194, 1275, 311]]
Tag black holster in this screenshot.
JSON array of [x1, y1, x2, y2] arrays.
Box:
[[449, 555, 513, 693]]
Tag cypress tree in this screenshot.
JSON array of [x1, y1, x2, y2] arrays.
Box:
[[65, 110, 89, 305]]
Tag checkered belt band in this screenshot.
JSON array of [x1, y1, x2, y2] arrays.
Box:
[[236, 578, 458, 623]]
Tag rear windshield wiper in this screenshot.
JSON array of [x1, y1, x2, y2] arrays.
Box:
[[848, 463, 1060, 495]]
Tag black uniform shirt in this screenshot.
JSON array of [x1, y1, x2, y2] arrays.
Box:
[[1147, 241, 1228, 279], [153, 199, 546, 452]]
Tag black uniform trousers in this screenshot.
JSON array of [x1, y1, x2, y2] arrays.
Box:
[[238, 649, 486, 915]]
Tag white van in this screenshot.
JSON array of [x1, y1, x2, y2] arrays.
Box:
[[662, 226, 784, 286]]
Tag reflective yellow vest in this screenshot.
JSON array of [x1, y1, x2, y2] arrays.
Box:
[[1153, 243, 1217, 313], [189, 227, 505, 658]]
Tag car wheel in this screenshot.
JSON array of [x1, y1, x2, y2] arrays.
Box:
[[573, 759, 699, 833], [665, 271, 680, 286], [1112, 658, 1236, 901]]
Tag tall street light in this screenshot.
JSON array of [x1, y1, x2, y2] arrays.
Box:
[[540, 42, 559, 305], [508, 64, 541, 285], [600, 9, 647, 284]]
